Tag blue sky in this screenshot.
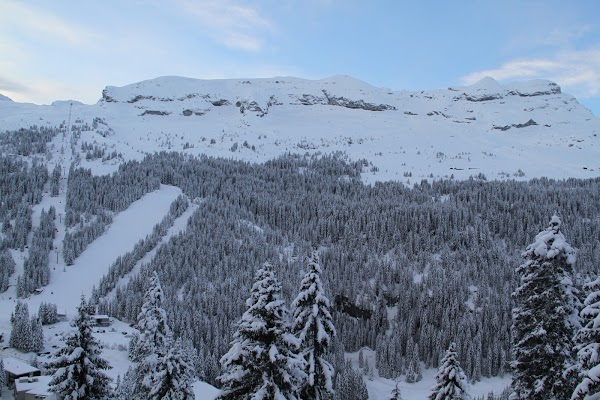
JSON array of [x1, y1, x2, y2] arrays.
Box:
[[1, 0, 600, 115]]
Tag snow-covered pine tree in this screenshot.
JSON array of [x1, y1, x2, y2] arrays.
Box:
[[334, 361, 369, 400], [428, 342, 471, 400], [390, 381, 403, 400], [218, 263, 306, 400], [9, 301, 31, 352], [47, 295, 112, 399], [0, 356, 5, 389], [359, 349, 365, 370], [29, 314, 44, 352], [511, 215, 581, 400], [292, 250, 337, 399], [114, 367, 137, 400], [406, 342, 422, 383], [131, 272, 195, 400], [570, 275, 600, 399], [39, 302, 59, 325], [130, 271, 171, 362], [141, 336, 196, 400]]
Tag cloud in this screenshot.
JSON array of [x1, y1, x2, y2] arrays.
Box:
[[1, 76, 101, 105], [180, 0, 275, 51], [0, 76, 30, 94], [461, 48, 600, 97], [541, 25, 593, 47], [0, 0, 96, 46]]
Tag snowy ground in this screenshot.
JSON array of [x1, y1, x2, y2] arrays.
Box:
[[0, 319, 221, 400], [347, 349, 511, 399]]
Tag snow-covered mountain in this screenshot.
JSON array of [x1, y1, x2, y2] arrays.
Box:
[[1, 75, 599, 182]]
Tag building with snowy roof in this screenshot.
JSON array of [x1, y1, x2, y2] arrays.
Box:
[[3, 357, 41, 385], [14, 375, 56, 400]]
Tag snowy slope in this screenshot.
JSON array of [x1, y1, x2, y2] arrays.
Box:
[[0, 75, 598, 182], [0, 185, 182, 321]]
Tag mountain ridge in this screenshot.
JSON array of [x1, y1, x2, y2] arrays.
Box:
[[1, 75, 599, 183]]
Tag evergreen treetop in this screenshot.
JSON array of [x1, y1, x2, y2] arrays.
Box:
[[429, 342, 471, 400]]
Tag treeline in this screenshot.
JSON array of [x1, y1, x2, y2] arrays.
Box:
[[0, 250, 16, 292], [0, 156, 48, 251], [0, 126, 59, 156], [0, 155, 50, 292], [80, 141, 121, 162], [84, 152, 600, 386], [17, 207, 56, 296], [63, 162, 161, 265], [9, 301, 44, 353]]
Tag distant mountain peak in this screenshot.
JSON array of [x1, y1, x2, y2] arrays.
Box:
[[0, 93, 13, 102], [471, 76, 502, 90]]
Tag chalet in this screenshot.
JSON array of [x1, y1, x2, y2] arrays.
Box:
[[14, 375, 56, 400], [56, 310, 68, 322], [91, 315, 112, 327], [3, 357, 41, 386]]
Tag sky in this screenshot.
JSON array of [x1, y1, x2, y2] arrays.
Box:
[[1, 0, 600, 116]]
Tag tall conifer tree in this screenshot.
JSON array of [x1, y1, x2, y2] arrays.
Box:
[[428, 342, 471, 400], [511, 215, 581, 399], [218, 263, 305, 400], [48, 295, 111, 399], [570, 276, 600, 399], [132, 271, 195, 400], [291, 251, 337, 399], [130, 271, 171, 362]]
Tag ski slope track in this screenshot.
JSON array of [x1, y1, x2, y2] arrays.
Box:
[[1, 75, 599, 183], [0, 185, 181, 320]]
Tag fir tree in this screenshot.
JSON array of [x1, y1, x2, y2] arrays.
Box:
[[130, 271, 171, 362], [334, 361, 369, 400], [570, 276, 600, 399], [140, 337, 196, 400], [132, 272, 195, 400], [47, 295, 112, 399], [406, 342, 422, 383], [291, 250, 337, 400], [114, 367, 136, 400], [390, 381, 403, 400], [429, 343, 471, 400], [0, 357, 5, 390], [39, 302, 59, 325], [511, 215, 581, 400], [10, 301, 31, 352], [218, 263, 306, 400], [29, 314, 44, 353]]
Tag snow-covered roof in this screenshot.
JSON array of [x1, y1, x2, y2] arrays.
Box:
[[93, 314, 110, 319], [14, 375, 53, 396], [3, 357, 40, 375]]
